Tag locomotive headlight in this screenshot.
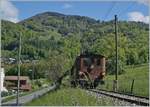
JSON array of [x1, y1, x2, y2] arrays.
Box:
[[90, 65, 94, 69], [79, 72, 83, 75], [102, 72, 105, 76]]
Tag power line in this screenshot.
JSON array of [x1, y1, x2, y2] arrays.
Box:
[[116, 2, 136, 37], [103, 1, 116, 21], [118, 2, 136, 18], [114, 2, 136, 38]]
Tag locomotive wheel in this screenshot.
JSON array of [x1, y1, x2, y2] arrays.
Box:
[[93, 78, 100, 88], [89, 83, 95, 89], [79, 80, 88, 89]]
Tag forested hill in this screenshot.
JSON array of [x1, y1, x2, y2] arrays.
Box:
[[2, 11, 149, 74], [19, 11, 98, 36]]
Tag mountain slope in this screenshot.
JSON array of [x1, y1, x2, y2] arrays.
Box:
[[19, 11, 98, 37], [1, 11, 149, 74]]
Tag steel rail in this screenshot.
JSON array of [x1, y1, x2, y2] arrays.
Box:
[[97, 89, 149, 99], [88, 89, 149, 106]]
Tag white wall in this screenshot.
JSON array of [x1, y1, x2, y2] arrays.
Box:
[[0, 68, 7, 92]]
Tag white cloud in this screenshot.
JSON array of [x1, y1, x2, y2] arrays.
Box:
[[0, 0, 19, 23], [128, 11, 149, 24], [63, 3, 73, 9], [137, 0, 149, 6]]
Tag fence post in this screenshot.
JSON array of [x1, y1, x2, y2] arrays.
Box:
[[113, 80, 117, 91], [130, 79, 135, 94]]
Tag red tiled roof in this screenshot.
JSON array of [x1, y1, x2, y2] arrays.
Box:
[[5, 76, 29, 81]]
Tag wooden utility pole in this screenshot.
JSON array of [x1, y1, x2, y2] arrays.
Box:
[[16, 33, 21, 105], [114, 15, 118, 91], [32, 60, 35, 80]]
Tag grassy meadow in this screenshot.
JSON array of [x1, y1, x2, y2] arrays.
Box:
[[25, 64, 149, 106], [99, 64, 149, 97], [25, 88, 117, 106]]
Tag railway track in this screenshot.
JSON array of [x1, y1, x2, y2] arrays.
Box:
[[88, 89, 149, 106]]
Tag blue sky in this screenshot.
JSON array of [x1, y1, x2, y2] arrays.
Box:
[[1, 0, 149, 23]]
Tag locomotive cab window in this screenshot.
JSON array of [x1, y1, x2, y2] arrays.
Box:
[[83, 58, 92, 67]]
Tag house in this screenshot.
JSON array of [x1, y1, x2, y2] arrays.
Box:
[[1, 57, 17, 64], [4, 76, 31, 91], [0, 68, 7, 92]]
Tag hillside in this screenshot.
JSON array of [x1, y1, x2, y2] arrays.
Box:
[[19, 12, 97, 36], [1, 11, 149, 79], [99, 64, 149, 97]]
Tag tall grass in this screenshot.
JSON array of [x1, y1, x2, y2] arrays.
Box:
[[25, 88, 116, 106], [99, 64, 149, 97]]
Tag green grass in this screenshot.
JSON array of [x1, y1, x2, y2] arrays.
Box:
[[31, 78, 51, 90], [99, 64, 149, 97], [25, 64, 149, 106], [25, 88, 118, 106]]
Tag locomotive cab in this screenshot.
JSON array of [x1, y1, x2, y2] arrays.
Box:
[[71, 53, 106, 88]]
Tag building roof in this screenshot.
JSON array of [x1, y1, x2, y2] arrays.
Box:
[[79, 53, 105, 58], [79, 51, 106, 58], [5, 76, 29, 81]]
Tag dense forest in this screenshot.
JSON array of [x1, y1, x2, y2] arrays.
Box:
[[2, 12, 149, 81]]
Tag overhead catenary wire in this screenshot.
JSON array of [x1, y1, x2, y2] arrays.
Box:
[[118, 2, 136, 19], [112, 1, 136, 36], [116, 1, 136, 36], [103, 1, 117, 21]]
